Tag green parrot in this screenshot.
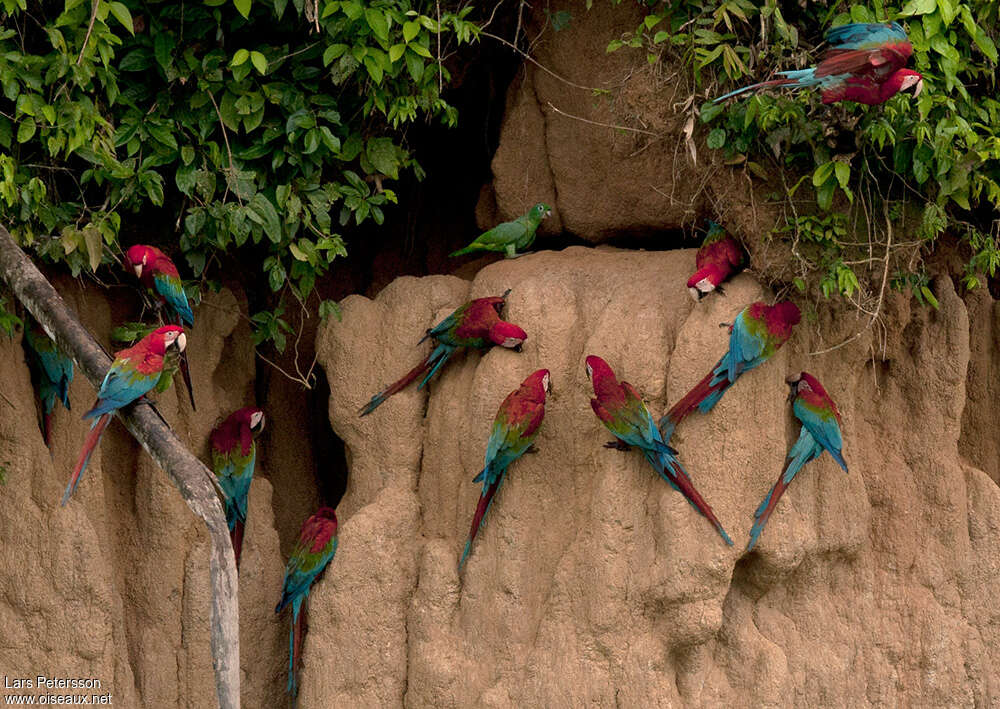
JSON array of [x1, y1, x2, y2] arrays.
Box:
[[449, 202, 552, 259]]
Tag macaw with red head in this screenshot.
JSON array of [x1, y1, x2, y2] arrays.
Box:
[[460, 369, 550, 568], [210, 407, 266, 570], [714, 22, 923, 106], [659, 301, 801, 442], [63, 325, 186, 505], [747, 372, 848, 550], [586, 355, 733, 546], [359, 290, 527, 416], [687, 220, 747, 301]]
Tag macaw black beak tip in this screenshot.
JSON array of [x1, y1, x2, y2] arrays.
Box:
[[513, 344, 523, 353]]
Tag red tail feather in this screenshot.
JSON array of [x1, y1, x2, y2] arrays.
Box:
[[661, 458, 733, 546], [459, 479, 501, 568], [359, 351, 434, 416], [63, 413, 111, 505], [230, 520, 245, 571], [664, 370, 726, 427]]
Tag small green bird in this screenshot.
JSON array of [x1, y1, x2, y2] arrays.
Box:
[[449, 202, 552, 259]]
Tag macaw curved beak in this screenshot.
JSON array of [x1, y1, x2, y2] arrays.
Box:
[[545, 209, 552, 218], [133, 264, 143, 278], [176, 333, 187, 352], [913, 78, 923, 97]]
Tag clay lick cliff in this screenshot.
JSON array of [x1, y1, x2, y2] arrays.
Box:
[[1, 0, 999, 706], [312, 247, 1000, 707]]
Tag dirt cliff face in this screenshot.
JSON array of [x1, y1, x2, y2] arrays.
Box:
[[314, 247, 1000, 707], [0, 282, 287, 708]]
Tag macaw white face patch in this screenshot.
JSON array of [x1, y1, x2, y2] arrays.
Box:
[[695, 278, 714, 293], [542, 372, 550, 392], [502, 337, 523, 348]]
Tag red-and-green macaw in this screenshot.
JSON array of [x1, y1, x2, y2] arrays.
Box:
[[747, 372, 848, 551], [586, 355, 733, 546], [275, 507, 338, 699], [714, 22, 922, 105], [459, 368, 550, 569], [63, 325, 186, 506], [210, 407, 265, 570], [449, 203, 552, 259], [23, 317, 74, 447], [125, 244, 196, 410], [359, 291, 527, 416], [687, 220, 747, 301], [659, 301, 800, 442]]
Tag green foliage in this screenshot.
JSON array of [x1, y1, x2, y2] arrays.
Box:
[[0, 0, 479, 351], [0, 293, 21, 337], [615, 0, 999, 301]]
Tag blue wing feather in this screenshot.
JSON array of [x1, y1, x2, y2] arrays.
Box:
[[825, 22, 907, 50], [84, 360, 160, 418], [153, 272, 195, 326], [793, 399, 848, 472]]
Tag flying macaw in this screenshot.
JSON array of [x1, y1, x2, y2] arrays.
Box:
[[459, 368, 550, 569], [747, 372, 848, 551], [359, 291, 527, 416], [713, 22, 923, 105], [449, 203, 552, 259], [586, 355, 733, 546], [210, 407, 266, 570], [23, 317, 74, 447], [63, 325, 186, 506], [687, 220, 747, 301], [125, 244, 197, 410], [275, 506, 338, 699], [659, 301, 800, 442]]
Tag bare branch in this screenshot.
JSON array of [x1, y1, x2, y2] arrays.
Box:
[[0, 224, 240, 709]]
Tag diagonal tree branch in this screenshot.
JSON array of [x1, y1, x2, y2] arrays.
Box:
[[0, 224, 239, 709]]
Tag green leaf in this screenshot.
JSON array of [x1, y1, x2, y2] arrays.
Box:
[[706, 128, 726, 149], [366, 137, 399, 178], [812, 162, 834, 187], [232, 49, 250, 66], [249, 193, 282, 243], [154, 32, 175, 71], [323, 44, 348, 65], [234, 0, 252, 19], [899, 0, 936, 15], [319, 299, 342, 322], [250, 50, 268, 74], [175, 164, 197, 195], [363, 56, 383, 83], [403, 20, 420, 42], [289, 242, 308, 261], [834, 162, 850, 189], [83, 225, 102, 272], [920, 285, 939, 309], [108, 2, 134, 34], [16, 118, 36, 143], [365, 8, 389, 40], [405, 51, 424, 81], [389, 44, 406, 63]]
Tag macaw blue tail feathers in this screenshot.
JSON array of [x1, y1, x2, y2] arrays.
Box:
[[712, 69, 818, 103]]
